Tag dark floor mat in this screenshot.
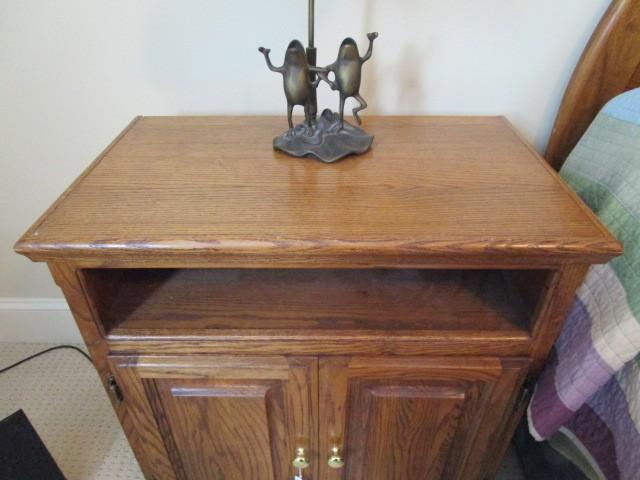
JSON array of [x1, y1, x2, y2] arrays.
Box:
[[514, 417, 589, 480], [0, 410, 66, 480]]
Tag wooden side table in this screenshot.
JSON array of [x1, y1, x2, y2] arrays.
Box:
[[15, 116, 621, 480]]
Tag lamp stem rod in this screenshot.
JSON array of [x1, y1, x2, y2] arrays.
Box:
[[308, 0, 315, 48]]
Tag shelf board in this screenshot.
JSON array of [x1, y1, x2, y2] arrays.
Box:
[[84, 269, 533, 337]]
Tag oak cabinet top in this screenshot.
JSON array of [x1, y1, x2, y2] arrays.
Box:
[[15, 116, 621, 268]]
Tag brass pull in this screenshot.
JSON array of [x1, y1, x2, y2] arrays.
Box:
[[292, 447, 310, 469], [327, 446, 344, 469]]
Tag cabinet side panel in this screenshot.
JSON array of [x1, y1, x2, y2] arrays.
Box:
[[530, 264, 589, 371], [49, 263, 166, 480], [48, 263, 109, 380]]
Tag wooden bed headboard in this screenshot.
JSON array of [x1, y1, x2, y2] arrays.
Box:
[[545, 0, 640, 170]]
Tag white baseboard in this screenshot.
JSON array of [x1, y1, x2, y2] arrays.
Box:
[[0, 297, 82, 343]]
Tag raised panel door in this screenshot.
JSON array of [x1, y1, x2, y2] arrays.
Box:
[[109, 355, 317, 480], [319, 356, 528, 480]]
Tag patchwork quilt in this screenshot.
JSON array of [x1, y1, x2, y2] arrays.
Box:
[[528, 88, 640, 480]]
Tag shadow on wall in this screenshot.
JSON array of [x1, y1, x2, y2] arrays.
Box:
[[360, 0, 428, 115], [360, 0, 380, 114], [395, 44, 428, 113]]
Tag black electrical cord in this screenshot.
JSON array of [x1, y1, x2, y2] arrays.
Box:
[[0, 345, 93, 375]]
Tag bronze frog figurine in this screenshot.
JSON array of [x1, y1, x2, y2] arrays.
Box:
[[257, 11, 379, 163], [317, 32, 378, 128], [259, 40, 327, 132]]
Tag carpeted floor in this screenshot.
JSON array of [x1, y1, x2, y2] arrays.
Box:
[[0, 343, 526, 479]]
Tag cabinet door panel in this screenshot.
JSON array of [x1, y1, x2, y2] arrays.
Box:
[[153, 379, 286, 480], [347, 382, 476, 479], [319, 357, 528, 480], [109, 355, 317, 480]]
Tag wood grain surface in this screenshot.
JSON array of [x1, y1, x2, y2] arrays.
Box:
[[546, 0, 640, 170], [20, 115, 623, 479], [529, 264, 590, 371], [84, 268, 532, 334], [15, 116, 620, 267], [318, 356, 528, 480], [48, 263, 174, 480], [110, 355, 318, 480]]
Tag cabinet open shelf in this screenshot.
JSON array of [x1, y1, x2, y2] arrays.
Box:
[[82, 268, 542, 338]]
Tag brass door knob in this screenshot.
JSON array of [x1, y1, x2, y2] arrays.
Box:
[[327, 446, 344, 469], [292, 447, 310, 469]]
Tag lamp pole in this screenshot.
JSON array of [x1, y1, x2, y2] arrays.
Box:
[[308, 0, 315, 48], [307, 0, 318, 122]]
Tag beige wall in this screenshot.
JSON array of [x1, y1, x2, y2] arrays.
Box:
[[0, 0, 610, 340]]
